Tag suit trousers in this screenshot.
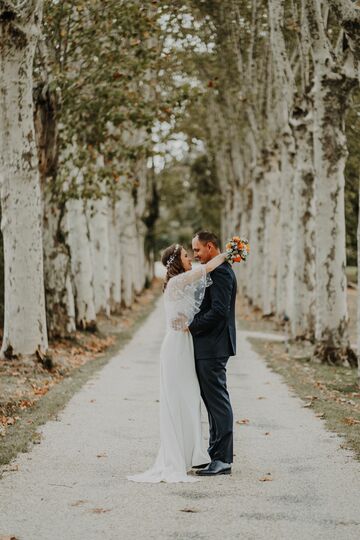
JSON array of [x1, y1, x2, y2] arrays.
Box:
[[195, 356, 233, 464]]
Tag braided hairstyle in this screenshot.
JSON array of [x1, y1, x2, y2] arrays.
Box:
[[161, 243, 184, 291]]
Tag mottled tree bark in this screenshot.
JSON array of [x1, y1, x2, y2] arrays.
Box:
[[262, 149, 281, 316], [307, 0, 357, 364], [0, 1, 48, 357], [66, 160, 96, 330], [34, 46, 75, 338], [290, 99, 316, 339]]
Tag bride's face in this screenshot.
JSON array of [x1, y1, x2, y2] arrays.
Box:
[[180, 248, 192, 271]]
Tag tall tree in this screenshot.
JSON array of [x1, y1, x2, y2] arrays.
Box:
[[0, 1, 48, 357]]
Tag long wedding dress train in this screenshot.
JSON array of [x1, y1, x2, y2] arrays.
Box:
[[128, 266, 210, 483]]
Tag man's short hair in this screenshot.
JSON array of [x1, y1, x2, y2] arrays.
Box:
[[194, 230, 220, 249]]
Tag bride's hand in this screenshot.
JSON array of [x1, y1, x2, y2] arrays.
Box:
[[171, 313, 189, 331]]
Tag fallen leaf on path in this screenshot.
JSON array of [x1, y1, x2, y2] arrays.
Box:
[[236, 418, 250, 425], [96, 453, 107, 458], [71, 500, 88, 507], [264, 432, 271, 436], [343, 417, 360, 426], [257, 396, 266, 400], [0, 535, 19, 540], [259, 473, 273, 482], [89, 508, 112, 514], [315, 413, 325, 418], [180, 508, 199, 513], [90, 399, 96, 403]]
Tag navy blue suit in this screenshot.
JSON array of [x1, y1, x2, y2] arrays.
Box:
[[189, 261, 237, 464]]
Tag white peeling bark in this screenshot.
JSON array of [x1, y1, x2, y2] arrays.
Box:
[[269, 0, 296, 320], [275, 137, 295, 319], [134, 159, 148, 294], [88, 196, 110, 316], [43, 199, 76, 336], [0, 1, 48, 357], [290, 103, 316, 339], [262, 151, 281, 315], [248, 174, 266, 309], [108, 199, 122, 312], [308, 0, 357, 360], [119, 188, 138, 308], [358, 185, 360, 380], [66, 166, 96, 329]]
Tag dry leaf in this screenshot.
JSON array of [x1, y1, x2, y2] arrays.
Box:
[[96, 453, 107, 458], [259, 473, 273, 482], [180, 508, 199, 513], [315, 413, 325, 418], [89, 507, 112, 514], [257, 396, 266, 400], [71, 499, 88, 507], [343, 417, 360, 426], [236, 418, 250, 425], [264, 432, 271, 436], [0, 536, 19, 540]]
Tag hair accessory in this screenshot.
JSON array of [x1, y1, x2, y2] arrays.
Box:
[[166, 244, 180, 269]]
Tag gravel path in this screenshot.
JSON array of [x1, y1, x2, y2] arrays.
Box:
[[0, 299, 359, 540]]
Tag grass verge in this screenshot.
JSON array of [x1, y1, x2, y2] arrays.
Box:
[[0, 282, 161, 470]]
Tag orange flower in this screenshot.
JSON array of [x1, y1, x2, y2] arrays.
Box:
[[233, 255, 241, 262], [226, 243, 232, 250], [246, 245, 250, 252], [233, 236, 240, 242]]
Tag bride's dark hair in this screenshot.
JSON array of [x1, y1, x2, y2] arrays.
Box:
[[161, 243, 184, 291]]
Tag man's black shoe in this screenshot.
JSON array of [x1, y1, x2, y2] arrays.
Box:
[[192, 462, 210, 470], [195, 460, 231, 476]]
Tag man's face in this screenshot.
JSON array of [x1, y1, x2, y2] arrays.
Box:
[[192, 236, 212, 264]]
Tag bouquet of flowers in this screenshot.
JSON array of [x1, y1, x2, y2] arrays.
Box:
[[225, 236, 250, 263]]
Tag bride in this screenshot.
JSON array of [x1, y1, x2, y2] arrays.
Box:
[[128, 243, 228, 483]]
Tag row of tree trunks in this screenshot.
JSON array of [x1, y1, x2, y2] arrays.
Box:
[[202, 0, 359, 368]]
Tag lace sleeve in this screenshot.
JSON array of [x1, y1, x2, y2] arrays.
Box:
[[164, 266, 212, 330]]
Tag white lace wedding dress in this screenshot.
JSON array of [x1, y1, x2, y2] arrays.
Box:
[[128, 265, 211, 483]]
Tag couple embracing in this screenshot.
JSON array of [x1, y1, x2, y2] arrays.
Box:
[[128, 230, 237, 483]]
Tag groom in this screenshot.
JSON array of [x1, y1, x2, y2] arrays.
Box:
[[189, 230, 237, 476]]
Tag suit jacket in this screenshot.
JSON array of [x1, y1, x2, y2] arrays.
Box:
[[189, 261, 237, 360]]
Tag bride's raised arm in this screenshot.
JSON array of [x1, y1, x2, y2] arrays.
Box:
[[204, 252, 227, 274], [181, 252, 227, 285], [165, 252, 228, 300]]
